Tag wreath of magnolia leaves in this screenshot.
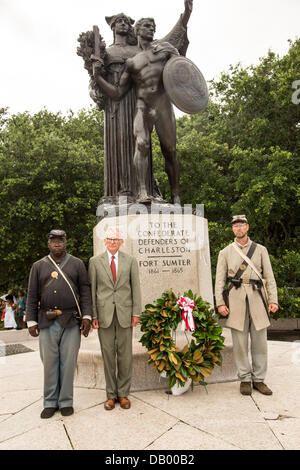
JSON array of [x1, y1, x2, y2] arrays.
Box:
[[139, 289, 225, 389]]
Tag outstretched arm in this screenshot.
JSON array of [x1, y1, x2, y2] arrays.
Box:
[[182, 0, 193, 28], [93, 61, 132, 100], [160, 0, 193, 55]]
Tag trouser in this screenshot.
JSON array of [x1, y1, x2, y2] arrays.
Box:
[[98, 311, 132, 399], [231, 298, 268, 383], [39, 321, 81, 408]]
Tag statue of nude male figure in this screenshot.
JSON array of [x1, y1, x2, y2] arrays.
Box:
[[93, 18, 181, 204]]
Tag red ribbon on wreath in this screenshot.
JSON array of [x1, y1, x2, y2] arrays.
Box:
[[176, 296, 196, 332]]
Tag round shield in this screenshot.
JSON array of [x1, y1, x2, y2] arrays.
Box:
[[163, 56, 209, 114]]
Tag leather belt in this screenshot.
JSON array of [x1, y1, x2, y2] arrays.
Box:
[[241, 278, 261, 286], [229, 278, 262, 287], [44, 308, 77, 316], [45, 308, 78, 321]]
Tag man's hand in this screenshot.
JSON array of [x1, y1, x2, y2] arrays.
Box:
[[28, 325, 40, 337], [131, 316, 139, 327], [217, 305, 230, 317], [268, 303, 278, 314], [80, 319, 91, 337], [92, 318, 99, 329]]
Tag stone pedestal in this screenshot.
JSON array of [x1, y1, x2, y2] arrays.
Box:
[[93, 213, 214, 311], [75, 211, 237, 391]]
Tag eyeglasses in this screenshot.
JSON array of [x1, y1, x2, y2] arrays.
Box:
[[106, 238, 121, 243], [232, 223, 247, 228]]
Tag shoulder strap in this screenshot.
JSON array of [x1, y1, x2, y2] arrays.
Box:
[[232, 243, 270, 312], [47, 255, 82, 318], [232, 242, 257, 279], [232, 242, 262, 280], [227, 242, 258, 294]]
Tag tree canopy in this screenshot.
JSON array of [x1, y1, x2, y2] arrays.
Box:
[[0, 108, 103, 290]]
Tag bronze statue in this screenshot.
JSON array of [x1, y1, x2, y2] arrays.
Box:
[[93, 21, 182, 204], [77, 1, 199, 207]]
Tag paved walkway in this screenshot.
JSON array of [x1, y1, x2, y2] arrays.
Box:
[[0, 329, 299, 450]]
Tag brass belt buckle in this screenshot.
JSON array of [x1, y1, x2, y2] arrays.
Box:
[[243, 278, 250, 285]]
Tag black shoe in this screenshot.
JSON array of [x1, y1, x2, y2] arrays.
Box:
[[60, 406, 74, 416], [40, 407, 58, 419]]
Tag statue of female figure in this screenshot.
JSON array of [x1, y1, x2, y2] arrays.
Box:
[[101, 14, 143, 203]]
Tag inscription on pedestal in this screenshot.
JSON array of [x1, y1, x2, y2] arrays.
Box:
[[129, 216, 200, 307], [136, 221, 193, 277]]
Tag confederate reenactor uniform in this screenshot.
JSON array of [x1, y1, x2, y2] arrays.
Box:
[[215, 216, 278, 395]]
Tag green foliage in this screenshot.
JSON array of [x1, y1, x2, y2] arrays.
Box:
[[270, 251, 300, 288], [139, 289, 225, 388], [229, 146, 299, 253], [275, 288, 300, 319], [0, 107, 104, 290], [210, 39, 300, 152]]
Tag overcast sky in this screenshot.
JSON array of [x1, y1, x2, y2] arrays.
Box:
[[1, 0, 299, 116]]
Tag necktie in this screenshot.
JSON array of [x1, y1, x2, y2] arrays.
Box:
[[111, 255, 117, 283]]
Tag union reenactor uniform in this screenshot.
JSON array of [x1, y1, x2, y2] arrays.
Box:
[[215, 215, 278, 395], [26, 230, 92, 418]]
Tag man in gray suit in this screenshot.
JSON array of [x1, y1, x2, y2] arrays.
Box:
[[88, 229, 141, 410]]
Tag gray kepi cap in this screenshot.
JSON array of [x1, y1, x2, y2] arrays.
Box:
[[231, 215, 248, 225]]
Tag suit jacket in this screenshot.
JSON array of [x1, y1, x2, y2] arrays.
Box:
[[88, 250, 142, 328], [215, 238, 278, 331]]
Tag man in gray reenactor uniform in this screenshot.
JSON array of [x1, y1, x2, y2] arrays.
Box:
[[215, 215, 278, 396]]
